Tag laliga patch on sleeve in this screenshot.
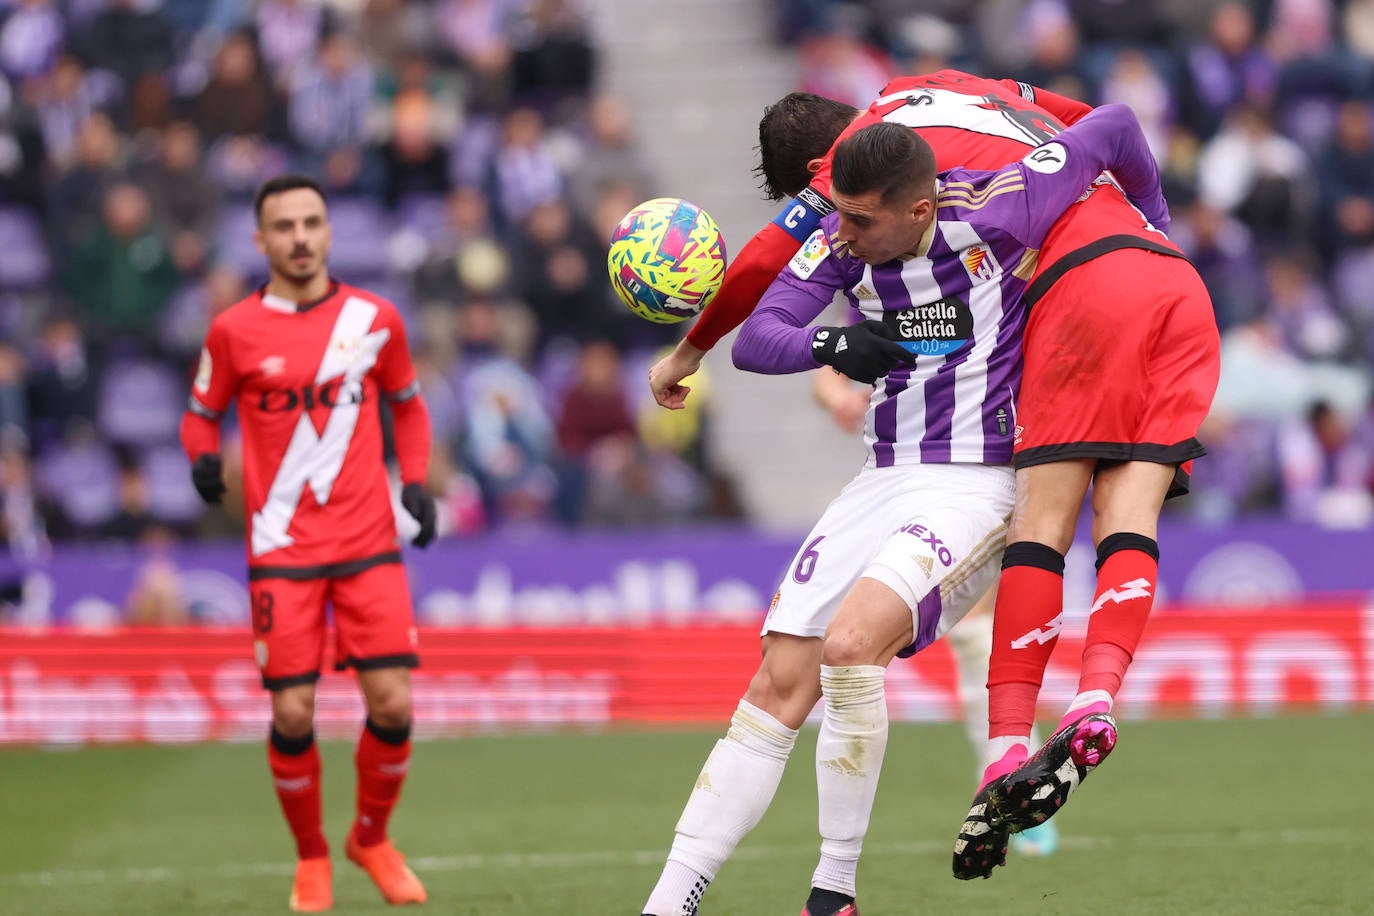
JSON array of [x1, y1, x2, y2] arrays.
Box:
[[194, 347, 213, 394], [1023, 142, 1067, 174], [789, 228, 831, 279]]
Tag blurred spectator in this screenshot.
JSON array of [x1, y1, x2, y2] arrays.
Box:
[[0, 436, 59, 561], [25, 315, 96, 451], [161, 262, 247, 361], [46, 111, 124, 255], [1277, 400, 1374, 526], [1317, 101, 1374, 254], [491, 106, 562, 227], [427, 440, 487, 537], [125, 555, 189, 624], [553, 339, 636, 523], [1261, 252, 1351, 362], [135, 120, 219, 275], [567, 95, 652, 217], [459, 348, 557, 523], [1016, 2, 1092, 102], [98, 459, 163, 542], [255, 0, 336, 92], [1171, 201, 1267, 330], [796, 3, 893, 109], [509, 0, 597, 114], [1097, 49, 1174, 159], [359, 0, 433, 74], [1195, 103, 1310, 246], [435, 0, 516, 114], [1183, 2, 1277, 137], [0, 341, 27, 439], [289, 31, 373, 193], [195, 31, 274, 142], [377, 87, 450, 207], [63, 183, 181, 342], [28, 55, 105, 170], [0, 0, 65, 81], [79, 0, 175, 92], [514, 198, 618, 350]]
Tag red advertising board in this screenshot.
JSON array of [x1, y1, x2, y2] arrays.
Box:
[[0, 604, 1369, 745]]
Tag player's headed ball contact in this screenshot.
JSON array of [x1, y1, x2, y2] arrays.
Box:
[[607, 197, 728, 324]]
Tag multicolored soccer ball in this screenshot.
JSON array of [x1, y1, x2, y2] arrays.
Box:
[[607, 197, 727, 324]]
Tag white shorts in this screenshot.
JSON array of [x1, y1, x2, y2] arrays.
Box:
[[762, 463, 1014, 656]]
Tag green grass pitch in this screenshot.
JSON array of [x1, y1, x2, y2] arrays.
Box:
[[1, 715, 1371, 914]]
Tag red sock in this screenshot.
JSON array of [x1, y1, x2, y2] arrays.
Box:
[[268, 729, 328, 860], [353, 719, 412, 848], [987, 542, 1066, 741], [1078, 533, 1159, 700]]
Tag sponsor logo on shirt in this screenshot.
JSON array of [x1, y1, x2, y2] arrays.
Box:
[[789, 228, 831, 279], [881, 296, 974, 356]]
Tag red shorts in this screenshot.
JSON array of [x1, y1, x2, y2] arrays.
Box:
[[1014, 248, 1221, 497], [248, 560, 419, 690]]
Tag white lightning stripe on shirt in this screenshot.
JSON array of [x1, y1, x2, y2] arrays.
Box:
[[251, 296, 390, 557]]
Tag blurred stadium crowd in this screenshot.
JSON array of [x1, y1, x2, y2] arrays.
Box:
[[0, 0, 751, 558], [0, 0, 1372, 560]]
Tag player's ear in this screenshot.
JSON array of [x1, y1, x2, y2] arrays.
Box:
[[252, 228, 267, 257], [910, 196, 934, 225], [807, 157, 824, 176]]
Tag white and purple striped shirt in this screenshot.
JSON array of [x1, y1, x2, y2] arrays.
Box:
[[733, 104, 1168, 468]]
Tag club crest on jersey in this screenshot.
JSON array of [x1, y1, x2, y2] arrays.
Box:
[[962, 244, 999, 282], [329, 334, 363, 362], [789, 228, 831, 279], [194, 347, 213, 394], [259, 355, 286, 377]]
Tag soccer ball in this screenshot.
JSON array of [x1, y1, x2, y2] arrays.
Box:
[[607, 197, 727, 324]]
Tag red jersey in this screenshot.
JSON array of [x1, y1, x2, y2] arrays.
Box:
[[687, 69, 1184, 349], [187, 282, 419, 571]]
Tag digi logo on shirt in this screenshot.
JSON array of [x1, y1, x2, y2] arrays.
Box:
[[881, 296, 974, 356]]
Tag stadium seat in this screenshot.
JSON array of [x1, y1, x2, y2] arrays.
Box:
[[0, 207, 52, 288], [35, 439, 121, 528], [141, 445, 205, 524], [97, 360, 185, 446]]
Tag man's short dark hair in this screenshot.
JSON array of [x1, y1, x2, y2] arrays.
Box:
[[755, 92, 860, 201], [253, 174, 327, 223], [831, 122, 937, 205]]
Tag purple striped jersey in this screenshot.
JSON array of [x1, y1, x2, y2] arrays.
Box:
[[732, 104, 1168, 468]]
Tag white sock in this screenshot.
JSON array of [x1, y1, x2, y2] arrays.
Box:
[[813, 664, 887, 898], [1065, 688, 1114, 718], [643, 699, 797, 915], [947, 613, 993, 757]]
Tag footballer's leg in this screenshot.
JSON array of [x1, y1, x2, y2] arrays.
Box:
[[813, 468, 1009, 907], [946, 598, 1058, 858], [338, 564, 427, 905], [254, 577, 332, 911], [642, 634, 820, 916], [806, 577, 912, 916]]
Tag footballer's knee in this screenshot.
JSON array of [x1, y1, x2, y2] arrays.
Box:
[[745, 634, 822, 728], [359, 668, 413, 729], [271, 685, 316, 737]]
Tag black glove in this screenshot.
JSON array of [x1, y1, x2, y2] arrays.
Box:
[[401, 482, 437, 548], [190, 453, 226, 504], [811, 319, 915, 384]]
